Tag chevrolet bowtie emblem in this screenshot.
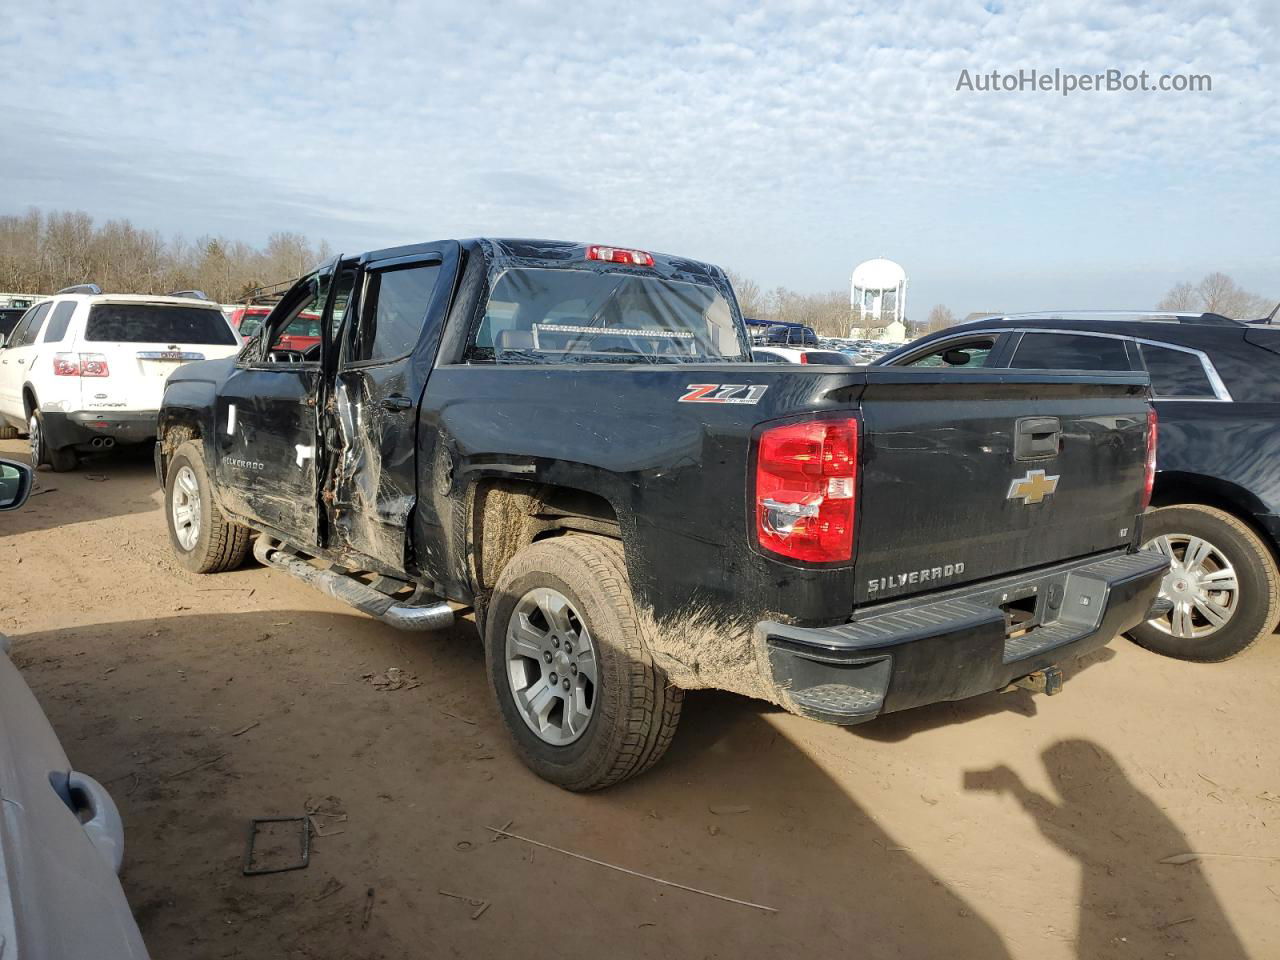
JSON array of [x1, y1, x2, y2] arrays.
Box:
[[1007, 469, 1060, 505]]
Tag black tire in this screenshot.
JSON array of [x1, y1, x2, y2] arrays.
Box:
[[484, 535, 683, 791], [164, 440, 251, 573], [1128, 504, 1279, 662], [29, 411, 77, 472]]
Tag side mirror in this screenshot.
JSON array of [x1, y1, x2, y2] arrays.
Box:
[[942, 348, 972, 366], [0, 458, 33, 511]]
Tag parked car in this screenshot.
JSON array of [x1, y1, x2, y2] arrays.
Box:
[[759, 323, 819, 346], [228, 305, 323, 352], [226, 305, 273, 341], [0, 285, 241, 469], [156, 239, 1165, 790], [752, 345, 858, 364], [0, 306, 26, 343], [0, 456, 150, 958], [879, 310, 1280, 661]]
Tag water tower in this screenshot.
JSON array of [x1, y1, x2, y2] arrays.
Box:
[[850, 257, 908, 341]]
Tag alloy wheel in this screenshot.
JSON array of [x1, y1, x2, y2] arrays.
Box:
[[504, 586, 598, 746], [171, 465, 202, 551], [27, 415, 40, 466], [1146, 533, 1239, 639]]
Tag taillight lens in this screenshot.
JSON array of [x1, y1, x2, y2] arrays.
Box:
[[799, 353, 810, 364], [53, 353, 81, 376], [755, 418, 858, 563], [586, 245, 655, 267], [1142, 407, 1157, 510], [80, 354, 109, 377], [52, 353, 110, 377]]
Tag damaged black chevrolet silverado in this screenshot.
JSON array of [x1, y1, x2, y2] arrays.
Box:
[[156, 238, 1167, 790]]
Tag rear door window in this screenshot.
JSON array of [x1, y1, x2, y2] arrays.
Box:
[[1138, 343, 1217, 398], [85, 304, 237, 345], [1010, 333, 1132, 370], [41, 301, 77, 343], [353, 263, 441, 363]]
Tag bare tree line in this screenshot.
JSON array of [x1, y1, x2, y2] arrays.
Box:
[[726, 271, 855, 338], [915, 275, 1275, 336], [0, 207, 332, 303], [1156, 272, 1275, 319], [5, 209, 1272, 326]]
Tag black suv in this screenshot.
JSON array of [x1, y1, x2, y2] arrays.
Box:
[[880, 311, 1280, 662]]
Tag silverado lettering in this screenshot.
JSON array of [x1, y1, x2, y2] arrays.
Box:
[[867, 562, 966, 595]]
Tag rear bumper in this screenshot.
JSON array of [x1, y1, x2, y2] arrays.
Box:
[[760, 550, 1169, 724], [42, 410, 159, 450]]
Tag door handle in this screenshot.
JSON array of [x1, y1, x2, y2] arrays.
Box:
[[1014, 416, 1061, 460], [380, 395, 412, 411]]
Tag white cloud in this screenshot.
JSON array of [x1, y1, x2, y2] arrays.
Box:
[[0, 0, 1275, 313]]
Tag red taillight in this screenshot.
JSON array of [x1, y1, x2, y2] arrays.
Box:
[[1142, 407, 1157, 510], [799, 353, 810, 364], [755, 418, 858, 563], [81, 354, 109, 377], [586, 245, 654, 267], [53, 353, 80, 376], [52, 353, 109, 377]]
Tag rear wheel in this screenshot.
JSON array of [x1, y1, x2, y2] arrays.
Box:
[[484, 535, 683, 791], [165, 440, 250, 573], [1128, 504, 1279, 661], [29, 412, 77, 472]]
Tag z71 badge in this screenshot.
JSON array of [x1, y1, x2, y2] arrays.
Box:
[[678, 384, 768, 405]]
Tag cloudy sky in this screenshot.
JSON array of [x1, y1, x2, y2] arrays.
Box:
[[2, 1, 1276, 315]]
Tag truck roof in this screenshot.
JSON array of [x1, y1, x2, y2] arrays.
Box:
[[959, 310, 1243, 328], [359, 238, 728, 283]]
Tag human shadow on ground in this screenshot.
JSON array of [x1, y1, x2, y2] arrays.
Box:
[[966, 739, 1249, 960]]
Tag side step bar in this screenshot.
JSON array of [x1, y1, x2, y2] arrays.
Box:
[[253, 539, 456, 632]]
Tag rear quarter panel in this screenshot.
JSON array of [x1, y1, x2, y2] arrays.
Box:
[[416, 363, 868, 626]]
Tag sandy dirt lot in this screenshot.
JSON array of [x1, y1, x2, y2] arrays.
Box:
[[1, 437, 1278, 959]]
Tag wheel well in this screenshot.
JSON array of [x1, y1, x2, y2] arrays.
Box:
[[158, 422, 201, 478], [22, 386, 36, 419], [470, 479, 620, 593], [1150, 474, 1279, 558]]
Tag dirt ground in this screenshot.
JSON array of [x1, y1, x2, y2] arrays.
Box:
[[2, 438, 1278, 960]]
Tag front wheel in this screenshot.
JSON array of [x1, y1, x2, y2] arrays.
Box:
[[1128, 504, 1279, 661], [165, 440, 250, 573], [484, 535, 683, 791]]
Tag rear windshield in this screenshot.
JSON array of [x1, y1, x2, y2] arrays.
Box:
[[471, 268, 744, 363], [85, 304, 237, 345]]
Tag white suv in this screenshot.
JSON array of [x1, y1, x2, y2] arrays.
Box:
[[0, 285, 241, 471]]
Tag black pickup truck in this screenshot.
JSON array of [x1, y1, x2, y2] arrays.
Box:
[[156, 238, 1167, 789]]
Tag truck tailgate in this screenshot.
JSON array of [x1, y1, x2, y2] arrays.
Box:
[[853, 369, 1151, 604]]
